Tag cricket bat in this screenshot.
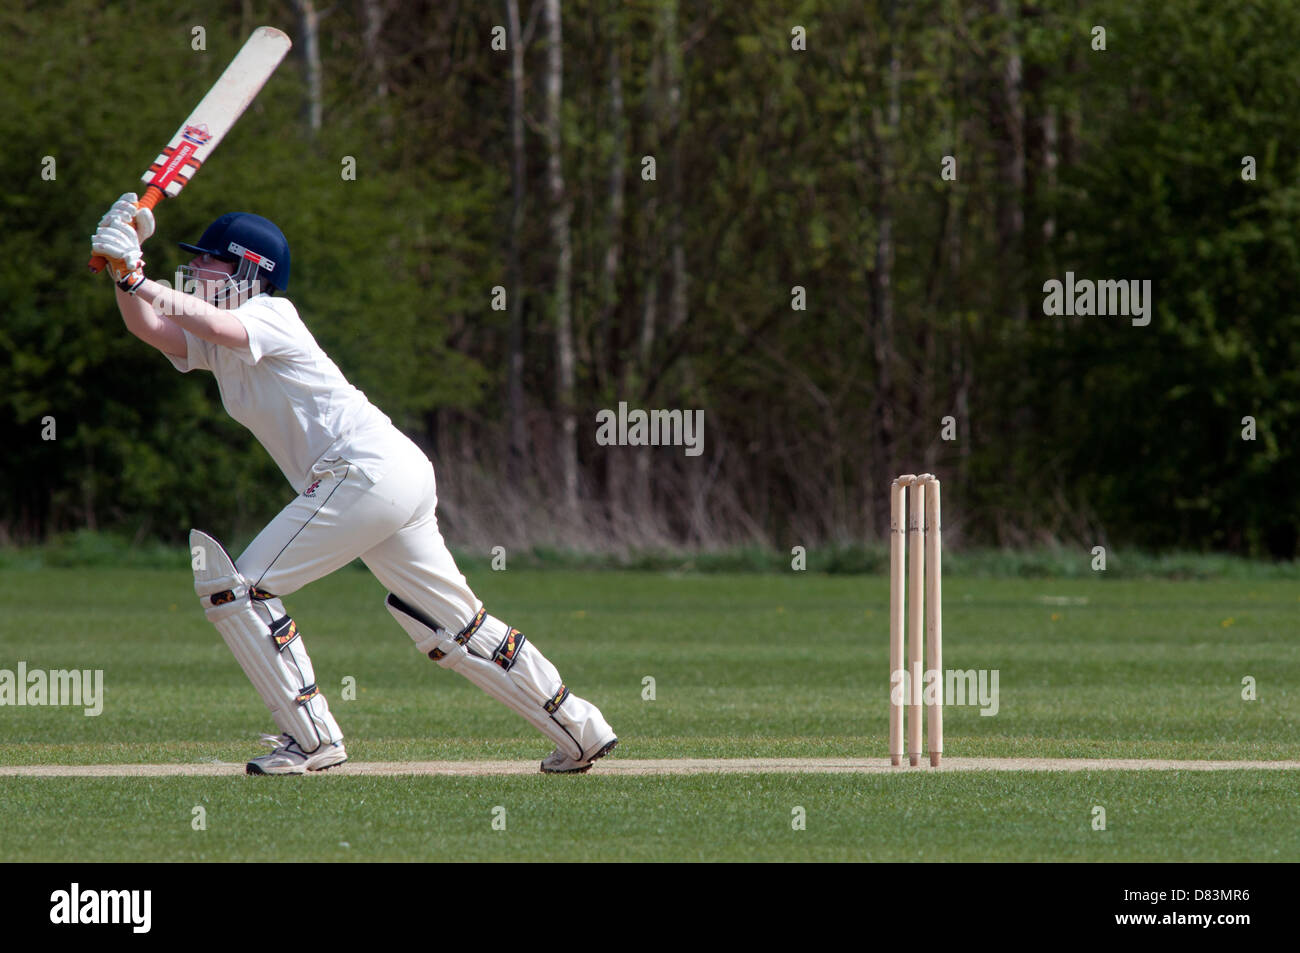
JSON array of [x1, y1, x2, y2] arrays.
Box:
[[88, 26, 292, 272]]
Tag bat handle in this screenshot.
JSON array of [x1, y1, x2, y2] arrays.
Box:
[[88, 185, 166, 273]]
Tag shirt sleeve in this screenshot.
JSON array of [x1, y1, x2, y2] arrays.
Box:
[[228, 296, 304, 366], [164, 329, 213, 373]]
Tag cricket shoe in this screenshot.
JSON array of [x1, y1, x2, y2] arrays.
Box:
[[540, 736, 618, 774], [246, 733, 347, 775]]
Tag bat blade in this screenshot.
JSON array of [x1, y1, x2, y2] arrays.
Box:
[[89, 26, 292, 273], [142, 26, 292, 199]]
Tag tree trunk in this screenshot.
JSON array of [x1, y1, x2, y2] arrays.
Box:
[[663, 0, 687, 336], [988, 0, 1025, 323], [506, 0, 528, 476], [361, 0, 388, 101], [361, 0, 393, 139], [1022, 0, 1056, 258], [598, 0, 625, 389], [630, 8, 668, 511], [544, 0, 579, 512], [599, 0, 627, 519], [870, 1, 901, 536], [289, 0, 322, 136]]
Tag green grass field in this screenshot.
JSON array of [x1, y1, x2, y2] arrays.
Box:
[[1, 565, 1297, 861]]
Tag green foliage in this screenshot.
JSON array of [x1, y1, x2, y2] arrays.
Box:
[[2, 0, 1298, 557], [0, 2, 490, 542], [1037, 0, 1300, 555]]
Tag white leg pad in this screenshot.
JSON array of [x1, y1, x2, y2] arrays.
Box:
[[386, 594, 614, 761], [190, 530, 342, 751]]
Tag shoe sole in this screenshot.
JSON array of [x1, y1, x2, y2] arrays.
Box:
[[246, 756, 348, 776], [540, 737, 618, 774]]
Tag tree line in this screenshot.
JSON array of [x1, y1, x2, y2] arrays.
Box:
[[1, 0, 1296, 558]]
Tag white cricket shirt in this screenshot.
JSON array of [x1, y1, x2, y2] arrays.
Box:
[[166, 294, 409, 490]]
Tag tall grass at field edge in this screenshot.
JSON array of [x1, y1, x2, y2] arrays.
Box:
[[0, 530, 1296, 579]]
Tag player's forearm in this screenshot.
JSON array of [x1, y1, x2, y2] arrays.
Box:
[[114, 284, 187, 357], [115, 282, 159, 331], [135, 278, 249, 349]]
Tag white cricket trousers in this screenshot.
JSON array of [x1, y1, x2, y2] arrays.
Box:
[[236, 433, 479, 632], [222, 431, 616, 763]]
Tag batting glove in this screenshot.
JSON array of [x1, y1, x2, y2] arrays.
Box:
[[96, 192, 155, 243], [91, 218, 146, 293]]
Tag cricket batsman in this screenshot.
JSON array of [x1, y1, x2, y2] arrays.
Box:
[[89, 194, 618, 775]]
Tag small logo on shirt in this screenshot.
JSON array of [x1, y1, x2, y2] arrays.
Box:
[[303, 480, 321, 497]]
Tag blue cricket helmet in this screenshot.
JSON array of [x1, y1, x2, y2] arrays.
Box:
[[178, 212, 291, 291]]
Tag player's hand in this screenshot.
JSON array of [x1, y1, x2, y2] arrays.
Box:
[[96, 192, 156, 243], [91, 218, 146, 292], [92, 217, 144, 267]]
